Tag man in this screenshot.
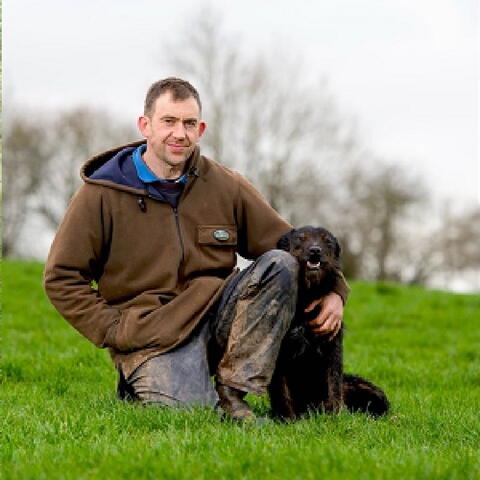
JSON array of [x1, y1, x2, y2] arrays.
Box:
[[44, 77, 348, 421]]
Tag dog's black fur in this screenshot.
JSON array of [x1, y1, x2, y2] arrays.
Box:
[[269, 226, 389, 420]]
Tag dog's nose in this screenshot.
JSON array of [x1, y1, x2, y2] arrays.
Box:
[[309, 246, 322, 256]]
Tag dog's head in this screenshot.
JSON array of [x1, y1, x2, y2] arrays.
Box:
[[277, 226, 341, 293]]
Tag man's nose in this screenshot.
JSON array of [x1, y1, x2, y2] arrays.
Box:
[[172, 121, 187, 138]]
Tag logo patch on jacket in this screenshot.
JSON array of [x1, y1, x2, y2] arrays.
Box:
[[213, 229, 230, 242]]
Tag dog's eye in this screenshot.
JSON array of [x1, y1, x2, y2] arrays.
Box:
[[322, 237, 333, 247]]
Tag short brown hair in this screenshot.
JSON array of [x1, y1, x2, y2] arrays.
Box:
[[144, 77, 202, 116]]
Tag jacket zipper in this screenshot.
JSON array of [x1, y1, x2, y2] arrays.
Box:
[[171, 168, 198, 267], [143, 168, 199, 271], [172, 206, 185, 264]]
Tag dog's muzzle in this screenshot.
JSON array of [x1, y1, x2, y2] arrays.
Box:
[[306, 246, 323, 270]]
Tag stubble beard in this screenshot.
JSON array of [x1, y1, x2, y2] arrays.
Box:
[[159, 146, 195, 177]]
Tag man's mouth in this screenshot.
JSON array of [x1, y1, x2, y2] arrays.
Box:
[[168, 144, 188, 153]]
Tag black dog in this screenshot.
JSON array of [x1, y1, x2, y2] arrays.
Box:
[[269, 226, 389, 420]]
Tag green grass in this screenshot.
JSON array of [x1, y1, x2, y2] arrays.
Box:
[[2, 260, 479, 479]]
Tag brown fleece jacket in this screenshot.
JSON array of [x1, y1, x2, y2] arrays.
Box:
[[44, 141, 349, 377]]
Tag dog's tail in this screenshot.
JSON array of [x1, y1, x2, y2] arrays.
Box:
[[342, 373, 390, 417]]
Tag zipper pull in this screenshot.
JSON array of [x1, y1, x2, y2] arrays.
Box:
[[138, 197, 147, 212], [188, 167, 199, 177]]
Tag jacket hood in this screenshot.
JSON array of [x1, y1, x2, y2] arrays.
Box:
[[80, 140, 204, 195]]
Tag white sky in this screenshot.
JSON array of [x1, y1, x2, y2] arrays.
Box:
[[4, 0, 479, 207]]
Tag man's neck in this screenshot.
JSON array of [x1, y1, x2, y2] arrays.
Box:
[[143, 152, 185, 180]]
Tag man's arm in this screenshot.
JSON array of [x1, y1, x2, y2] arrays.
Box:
[[44, 184, 121, 348], [233, 172, 292, 259], [234, 172, 350, 311]]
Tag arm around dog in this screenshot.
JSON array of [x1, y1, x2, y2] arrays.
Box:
[[235, 173, 350, 304]]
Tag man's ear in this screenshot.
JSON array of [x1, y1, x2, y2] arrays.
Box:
[[277, 229, 295, 251], [137, 115, 151, 138], [198, 121, 206, 137]]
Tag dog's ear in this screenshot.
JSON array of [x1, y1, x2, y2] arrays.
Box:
[[277, 229, 295, 251], [334, 237, 341, 258]]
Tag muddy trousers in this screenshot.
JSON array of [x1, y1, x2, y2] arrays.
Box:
[[119, 250, 299, 407]]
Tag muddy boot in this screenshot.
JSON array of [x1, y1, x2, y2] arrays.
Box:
[[215, 384, 256, 422]]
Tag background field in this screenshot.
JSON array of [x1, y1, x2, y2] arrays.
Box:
[[2, 260, 479, 479]]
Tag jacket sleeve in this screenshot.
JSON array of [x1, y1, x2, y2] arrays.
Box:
[[333, 271, 350, 305], [43, 184, 121, 348], [234, 172, 350, 304], [234, 172, 292, 259]]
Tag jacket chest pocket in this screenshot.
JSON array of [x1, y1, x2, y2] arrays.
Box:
[[198, 225, 237, 246], [195, 225, 238, 270]]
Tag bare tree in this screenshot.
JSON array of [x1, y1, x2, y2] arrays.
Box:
[[394, 204, 480, 289], [436, 204, 480, 272], [2, 107, 137, 257], [166, 8, 246, 166], [365, 163, 426, 281], [164, 7, 358, 228], [37, 107, 137, 229], [311, 157, 427, 281], [3, 114, 53, 256], [160, 7, 442, 285]]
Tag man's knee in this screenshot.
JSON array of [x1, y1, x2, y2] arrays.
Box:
[[121, 364, 217, 408], [117, 361, 182, 407], [257, 249, 299, 286], [117, 329, 218, 409]]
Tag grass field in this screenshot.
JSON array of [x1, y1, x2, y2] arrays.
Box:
[[2, 260, 479, 479]]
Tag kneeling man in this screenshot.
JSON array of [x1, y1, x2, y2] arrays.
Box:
[[44, 77, 349, 421]]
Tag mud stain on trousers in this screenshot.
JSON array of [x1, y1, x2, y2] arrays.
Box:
[[118, 249, 298, 407]]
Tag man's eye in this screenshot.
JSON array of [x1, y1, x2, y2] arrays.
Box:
[[184, 120, 197, 128], [163, 118, 175, 125]]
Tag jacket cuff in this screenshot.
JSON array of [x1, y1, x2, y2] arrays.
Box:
[[102, 318, 121, 349]]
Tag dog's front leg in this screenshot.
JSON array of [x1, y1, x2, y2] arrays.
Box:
[[321, 329, 344, 413], [269, 365, 298, 420]]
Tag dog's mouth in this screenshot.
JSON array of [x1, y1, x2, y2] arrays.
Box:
[[306, 260, 322, 270]]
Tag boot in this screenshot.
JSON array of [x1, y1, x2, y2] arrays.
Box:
[[215, 384, 256, 421]]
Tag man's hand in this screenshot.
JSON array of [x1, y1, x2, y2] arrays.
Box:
[[305, 292, 343, 340]]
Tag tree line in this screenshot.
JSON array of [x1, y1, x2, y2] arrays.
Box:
[[3, 8, 479, 290]]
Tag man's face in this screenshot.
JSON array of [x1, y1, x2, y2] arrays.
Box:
[[138, 92, 206, 169]]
